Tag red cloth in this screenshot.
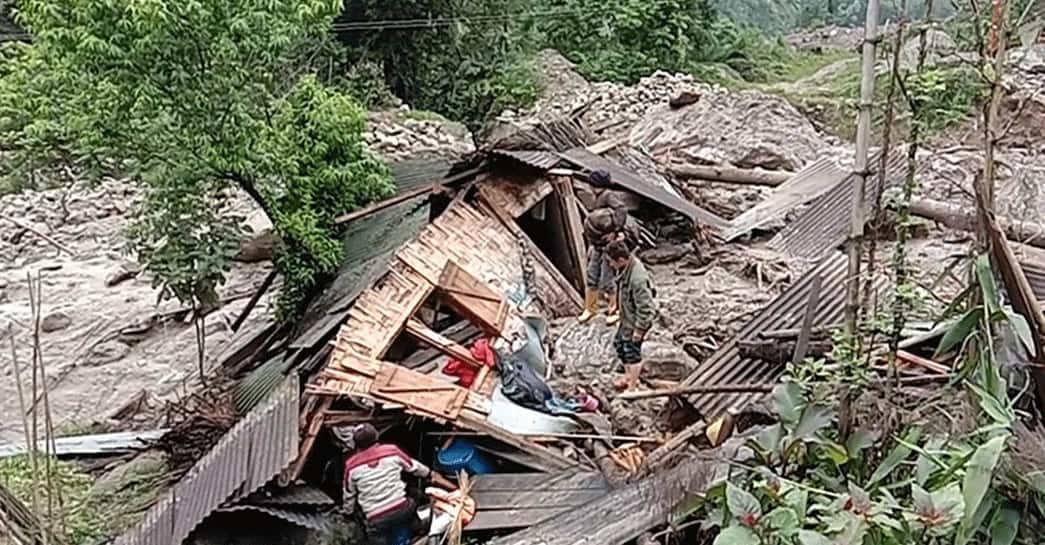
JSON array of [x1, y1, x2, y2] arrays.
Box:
[[442, 338, 496, 388]]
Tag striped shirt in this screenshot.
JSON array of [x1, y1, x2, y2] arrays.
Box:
[[343, 444, 431, 519]]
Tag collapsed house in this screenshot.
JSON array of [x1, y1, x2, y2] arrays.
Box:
[[11, 110, 1043, 545]]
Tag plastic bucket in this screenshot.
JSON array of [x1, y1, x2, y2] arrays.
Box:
[[436, 439, 495, 476]]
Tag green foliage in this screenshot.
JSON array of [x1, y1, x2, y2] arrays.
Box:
[[540, 0, 799, 85], [1, 453, 168, 544], [340, 0, 541, 130], [263, 75, 394, 316], [907, 66, 987, 136], [3, 0, 393, 319]]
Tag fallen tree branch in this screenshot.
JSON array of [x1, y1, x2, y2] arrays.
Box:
[[1, 216, 74, 255]]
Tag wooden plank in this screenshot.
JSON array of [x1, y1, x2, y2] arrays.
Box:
[[405, 318, 484, 367], [477, 177, 555, 218], [438, 261, 508, 336], [477, 195, 583, 312], [467, 507, 572, 532], [371, 364, 469, 421], [488, 457, 712, 545], [334, 166, 484, 225], [553, 177, 588, 294], [472, 471, 608, 493], [472, 489, 607, 510]]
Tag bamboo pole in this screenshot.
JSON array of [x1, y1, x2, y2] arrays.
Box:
[[670, 164, 793, 186], [846, 0, 882, 336], [8, 324, 42, 529]]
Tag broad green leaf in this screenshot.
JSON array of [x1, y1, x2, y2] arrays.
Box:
[[1003, 310, 1036, 357], [867, 427, 922, 488], [835, 512, 869, 545], [790, 404, 833, 441], [989, 504, 1020, 545], [763, 507, 799, 537], [962, 435, 1008, 529], [774, 380, 804, 424], [976, 254, 1000, 314], [911, 484, 933, 517], [726, 482, 762, 523], [847, 483, 872, 514], [797, 529, 831, 545], [931, 482, 964, 524], [713, 525, 758, 545], [783, 487, 808, 521], [1024, 470, 1045, 494], [915, 437, 947, 486], [935, 308, 982, 358], [821, 441, 848, 466], [845, 428, 876, 459]]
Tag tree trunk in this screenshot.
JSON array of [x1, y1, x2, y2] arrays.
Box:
[[910, 198, 1045, 249], [670, 164, 793, 186]]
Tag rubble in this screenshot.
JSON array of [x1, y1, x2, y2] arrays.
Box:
[[364, 109, 475, 159]]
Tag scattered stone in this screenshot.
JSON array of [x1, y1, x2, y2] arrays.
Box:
[[85, 340, 131, 366], [40, 311, 73, 333], [105, 262, 142, 287], [235, 229, 278, 263], [669, 90, 701, 109]]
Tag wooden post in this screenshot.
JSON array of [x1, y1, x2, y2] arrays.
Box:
[[792, 275, 824, 365], [846, 0, 881, 337]]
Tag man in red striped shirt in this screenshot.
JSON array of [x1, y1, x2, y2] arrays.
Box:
[[343, 424, 457, 545]]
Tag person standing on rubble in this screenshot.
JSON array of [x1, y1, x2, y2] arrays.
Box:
[[579, 170, 641, 324], [343, 424, 457, 545], [605, 240, 657, 391]]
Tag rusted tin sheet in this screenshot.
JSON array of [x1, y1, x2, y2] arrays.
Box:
[[560, 147, 728, 229], [680, 253, 854, 418], [112, 376, 299, 545], [769, 150, 909, 259]]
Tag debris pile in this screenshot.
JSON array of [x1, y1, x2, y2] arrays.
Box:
[[157, 381, 239, 477], [364, 110, 475, 159]]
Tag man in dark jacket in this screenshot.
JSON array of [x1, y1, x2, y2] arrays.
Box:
[[578, 170, 641, 324], [606, 241, 657, 391]]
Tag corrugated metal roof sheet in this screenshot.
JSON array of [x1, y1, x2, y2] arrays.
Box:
[[214, 505, 331, 532], [681, 253, 862, 418], [242, 486, 333, 507], [725, 157, 848, 241], [769, 150, 909, 260], [388, 155, 455, 193], [1021, 259, 1045, 302], [289, 195, 432, 351], [0, 429, 169, 458], [490, 149, 563, 170], [560, 147, 729, 229], [112, 376, 299, 545]]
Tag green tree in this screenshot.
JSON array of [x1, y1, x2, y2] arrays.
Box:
[[1, 0, 393, 319], [338, 0, 541, 131]]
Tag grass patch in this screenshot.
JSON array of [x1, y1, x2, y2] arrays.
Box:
[[0, 453, 168, 545]]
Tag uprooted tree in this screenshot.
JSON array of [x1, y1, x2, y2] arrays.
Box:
[[0, 0, 393, 324]]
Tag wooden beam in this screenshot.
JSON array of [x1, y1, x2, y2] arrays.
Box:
[[670, 163, 793, 186], [792, 274, 824, 365], [334, 166, 484, 226], [477, 196, 584, 310], [280, 396, 333, 485], [231, 268, 278, 332], [617, 383, 776, 401], [643, 420, 706, 471], [405, 318, 484, 368], [552, 176, 588, 294]]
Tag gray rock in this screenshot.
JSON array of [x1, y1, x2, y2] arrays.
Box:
[[86, 341, 130, 366], [40, 311, 73, 333], [105, 262, 142, 287]]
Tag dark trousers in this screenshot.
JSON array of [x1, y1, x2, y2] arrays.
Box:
[[366, 499, 423, 545], [613, 328, 643, 364]]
